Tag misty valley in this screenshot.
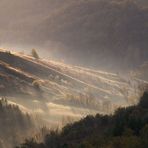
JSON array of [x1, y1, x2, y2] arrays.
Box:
[[0, 0, 147, 148], [0, 49, 147, 148]]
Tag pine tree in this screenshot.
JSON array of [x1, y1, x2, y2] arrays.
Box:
[[31, 49, 39, 59]]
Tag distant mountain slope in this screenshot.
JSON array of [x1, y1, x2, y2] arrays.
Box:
[[0, 0, 147, 71], [40, 0, 148, 70], [136, 0, 148, 7]]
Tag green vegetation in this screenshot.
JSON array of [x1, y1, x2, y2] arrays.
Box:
[[17, 92, 148, 148]]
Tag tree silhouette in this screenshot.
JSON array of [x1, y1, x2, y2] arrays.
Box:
[[31, 49, 39, 59]]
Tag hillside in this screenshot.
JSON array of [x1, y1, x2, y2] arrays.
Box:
[[17, 91, 148, 148], [0, 49, 147, 126]]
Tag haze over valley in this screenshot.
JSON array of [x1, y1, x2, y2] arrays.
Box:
[[0, 0, 147, 147]]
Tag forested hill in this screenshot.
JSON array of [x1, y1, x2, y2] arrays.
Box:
[[17, 91, 148, 148]]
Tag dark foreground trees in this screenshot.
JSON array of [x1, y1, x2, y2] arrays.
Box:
[[17, 92, 148, 148]]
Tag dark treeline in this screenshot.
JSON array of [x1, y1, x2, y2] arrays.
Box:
[[17, 92, 148, 148], [0, 98, 35, 148]]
